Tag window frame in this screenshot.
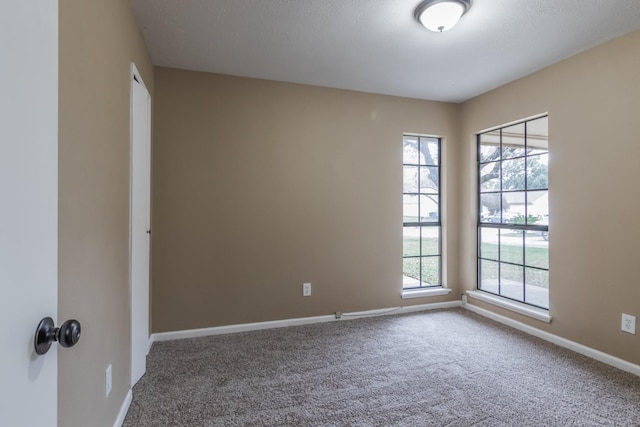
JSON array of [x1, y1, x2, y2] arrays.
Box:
[[476, 116, 549, 310], [402, 134, 442, 290]]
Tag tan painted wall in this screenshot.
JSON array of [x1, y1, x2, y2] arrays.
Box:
[[459, 30, 640, 365], [152, 68, 461, 332], [58, 1, 153, 426]]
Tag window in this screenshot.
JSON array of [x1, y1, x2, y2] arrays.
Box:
[[477, 116, 549, 309], [403, 135, 441, 289]]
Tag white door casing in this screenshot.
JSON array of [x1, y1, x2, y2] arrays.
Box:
[[130, 66, 151, 387], [0, 0, 59, 425]]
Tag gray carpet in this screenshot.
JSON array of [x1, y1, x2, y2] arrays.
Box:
[[123, 309, 640, 426]]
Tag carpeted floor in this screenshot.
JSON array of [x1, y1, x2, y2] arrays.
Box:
[[123, 309, 640, 426]]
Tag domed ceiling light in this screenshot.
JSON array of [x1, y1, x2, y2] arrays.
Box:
[[415, 0, 471, 32]]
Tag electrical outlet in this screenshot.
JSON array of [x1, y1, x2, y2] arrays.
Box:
[[461, 295, 467, 305], [303, 282, 311, 297], [105, 364, 112, 397], [621, 314, 636, 334]]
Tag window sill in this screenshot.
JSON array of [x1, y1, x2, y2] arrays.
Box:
[[402, 287, 452, 299], [466, 290, 552, 323]]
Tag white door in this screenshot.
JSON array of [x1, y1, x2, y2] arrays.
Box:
[[130, 68, 151, 386], [0, 0, 59, 426]]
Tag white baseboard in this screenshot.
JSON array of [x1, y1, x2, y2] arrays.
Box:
[[150, 300, 461, 344], [113, 388, 133, 427], [464, 303, 640, 377]]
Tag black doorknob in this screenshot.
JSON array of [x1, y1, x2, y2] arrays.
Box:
[[34, 317, 81, 355]]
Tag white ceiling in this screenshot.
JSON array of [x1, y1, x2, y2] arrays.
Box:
[[131, 0, 640, 103]]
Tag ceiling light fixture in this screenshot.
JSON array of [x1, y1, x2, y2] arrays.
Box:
[[414, 0, 471, 32]]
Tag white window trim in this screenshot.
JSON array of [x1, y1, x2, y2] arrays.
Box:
[[467, 290, 552, 323], [402, 287, 451, 299]]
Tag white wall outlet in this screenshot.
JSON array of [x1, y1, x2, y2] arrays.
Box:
[[302, 282, 311, 297], [105, 364, 112, 397], [461, 295, 467, 305], [621, 313, 636, 334]]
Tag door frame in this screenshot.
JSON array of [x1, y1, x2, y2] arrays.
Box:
[[129, 63, 151, 387]]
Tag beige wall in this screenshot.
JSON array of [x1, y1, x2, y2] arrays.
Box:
[[58, 1, 153, 426], [459, 30, 640, 365], [152, 68, 461, 332]]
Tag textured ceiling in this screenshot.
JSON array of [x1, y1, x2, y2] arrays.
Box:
[[131, 0, 640, 103]]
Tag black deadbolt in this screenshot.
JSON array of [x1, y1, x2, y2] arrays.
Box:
[[34, 317, 81, 355]]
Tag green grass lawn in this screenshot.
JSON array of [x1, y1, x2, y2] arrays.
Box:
[[403, 234, 548, 288], [403, 236, 438, 257], [403, 237, 439, 285], [480, 242, 548, 269], [480, 233, 548, 287]]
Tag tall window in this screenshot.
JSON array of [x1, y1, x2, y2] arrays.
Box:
[[403, 135, 441, 289], [477, 116, 549, 309]]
